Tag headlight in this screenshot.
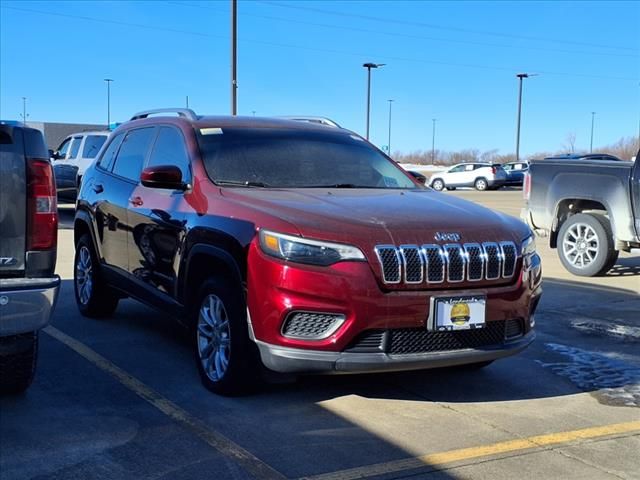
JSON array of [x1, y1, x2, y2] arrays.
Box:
[[522, 235, 537, 267], [259, 230, 366, 266]]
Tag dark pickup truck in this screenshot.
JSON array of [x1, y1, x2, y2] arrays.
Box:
[[0, 122, 60, 393], [522, 153, 640, 276]]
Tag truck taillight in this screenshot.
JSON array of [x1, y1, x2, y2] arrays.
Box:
[[523, 172, 531, 200], [27, 159, 58, 250]]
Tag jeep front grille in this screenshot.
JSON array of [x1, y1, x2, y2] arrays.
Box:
[[374, 242, 518, 285]]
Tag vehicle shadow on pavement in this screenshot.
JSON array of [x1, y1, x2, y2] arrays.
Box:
[[606, 255, 640, 277]]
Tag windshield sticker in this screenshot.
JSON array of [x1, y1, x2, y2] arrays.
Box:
[[200, 127, 223, 135]]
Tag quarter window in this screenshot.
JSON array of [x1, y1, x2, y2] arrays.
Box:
[[147, 127, 190, 181], [82, 135, 108, 159], [112, 128, 156, 181]]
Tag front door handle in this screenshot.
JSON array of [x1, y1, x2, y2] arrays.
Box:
[[92, 184, 104, 193], [129, 196, 144, 207]]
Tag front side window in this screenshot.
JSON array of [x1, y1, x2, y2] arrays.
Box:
[[112, 127, 156, 181], [147, 127, 190, 181], [448, 165, 465, 173], [98, 133, 125, 172], [69, 136, 83, 159], [57, 138, 71, 158], [197, 128, 416, 189], [82, 135, 108, 159]]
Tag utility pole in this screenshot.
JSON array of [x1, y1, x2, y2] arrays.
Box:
[[515, 73, 537, 162], [186, 95, 189, 108], [362, 62, 385, 140], [431, 118, 437, 165], [387, 99, 394, 155], [590, 112, 596, 153], [21, 97, 28, 125], [230, 0, 238, 115], [104, 79, 114, 127]]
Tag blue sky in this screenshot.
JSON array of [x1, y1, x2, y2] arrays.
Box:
[[1, 0, 638, 155]]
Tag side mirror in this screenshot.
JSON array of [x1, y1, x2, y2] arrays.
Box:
[[141, 165, 187, 190], [407, 170, 427, 185], [48, 149, 55, 159]]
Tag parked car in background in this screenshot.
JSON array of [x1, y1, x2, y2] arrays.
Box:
[[502, 161, 529, 186], [51, 131, 109, 200], [0, 122, 60, 393], [429, 162, 507, 191], [522, 152, 639, 276], [73, 108, 541, 396]]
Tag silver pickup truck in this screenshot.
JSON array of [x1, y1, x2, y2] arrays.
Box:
[[0, 122, 60, 393], [522, 153, 640, 277]]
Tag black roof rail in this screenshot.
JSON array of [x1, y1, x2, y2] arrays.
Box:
[[130, 108, 198, 121]]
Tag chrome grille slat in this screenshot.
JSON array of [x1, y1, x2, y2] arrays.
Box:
[[375, 241, 519, 285]]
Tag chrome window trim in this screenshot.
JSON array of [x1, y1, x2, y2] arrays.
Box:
[[399, 245, 424, 284], [374, 245, 402, 284], [463, 243, 484, 281], [482, 242, 502, 280], [499, 241, 518, 278], [444, 243, 466, 283], [421, 244, 446, 284]]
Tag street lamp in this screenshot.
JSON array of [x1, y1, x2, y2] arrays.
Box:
[[104, 78, 114, 127], [363, 62, 385, 140], [431, 118, 437, 165], [590, 112, 596, 153], [21, 97, 28, 125], [515, 73, 537, 162], [387, 99, 394, 155]]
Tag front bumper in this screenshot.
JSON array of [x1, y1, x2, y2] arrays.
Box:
[[0, 276, 60, 336], [255, 330, 535, 374]]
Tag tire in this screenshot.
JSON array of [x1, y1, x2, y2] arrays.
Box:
[[474, 178, 488, 191], [431, 178, 445, 191], [557, 213, 617, 277], [74, 234, 119, 317], [0, 332, 38, 394], [193, 279, 259, 396], [447, 187, 457, 191]]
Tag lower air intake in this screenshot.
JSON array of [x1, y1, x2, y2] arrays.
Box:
[[282, 312, 345, 340]]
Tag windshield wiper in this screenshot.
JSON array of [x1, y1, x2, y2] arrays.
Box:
[[303, 183, 368, 188], [216, 180, 270, 187]]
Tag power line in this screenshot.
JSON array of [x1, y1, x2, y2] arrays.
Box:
[[169, 1, 638, 59], [263, 0, 638, 53], [2, 5, 638, 82]]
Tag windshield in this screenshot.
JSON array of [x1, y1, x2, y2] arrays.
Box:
[[197, 128, 417, 189]]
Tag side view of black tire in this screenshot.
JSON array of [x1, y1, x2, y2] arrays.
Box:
[[557, 213, 617, 277], [193, 278, 260, 396], [0, 332, 38, 394], [431, 178, 445, 191], [74, 234, 119, 317]]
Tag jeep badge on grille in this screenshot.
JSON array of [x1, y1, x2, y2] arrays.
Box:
[[434, 232, 461, 242]]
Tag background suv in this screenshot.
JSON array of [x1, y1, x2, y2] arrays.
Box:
[[52, 130, 109, 200], [430, 162, 507, 191], [73, 108, 542, 396]]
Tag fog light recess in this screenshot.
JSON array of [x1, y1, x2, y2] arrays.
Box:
[[281, 312, 345, 340]]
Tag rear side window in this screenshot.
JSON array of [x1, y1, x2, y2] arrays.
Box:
[[82, 135, 107, 159], [98, 133, 125, 172], [69, 136, 82, 159], [112, 127, 156, 181], [147, 127, 190, 181]]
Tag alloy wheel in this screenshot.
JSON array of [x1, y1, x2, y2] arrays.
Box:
[[75, 246, 93, 305], [197, 294, 231, 382], [562, 223, 599, 269]]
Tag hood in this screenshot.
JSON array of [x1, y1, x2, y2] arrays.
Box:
[[222, 188, 530, 247]]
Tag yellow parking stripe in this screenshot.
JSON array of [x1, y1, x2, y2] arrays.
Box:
[[44, 326, 286, 480], [300, 421, 640, 480]]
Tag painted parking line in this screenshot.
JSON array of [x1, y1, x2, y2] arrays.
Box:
[[300, 421, 640, 480], [43, 326, 286, 480]]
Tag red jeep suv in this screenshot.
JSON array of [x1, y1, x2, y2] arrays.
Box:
[[74, 108, 542, 395]]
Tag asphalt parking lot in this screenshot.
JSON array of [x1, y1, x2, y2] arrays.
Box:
[[2, 189, 639, 480]]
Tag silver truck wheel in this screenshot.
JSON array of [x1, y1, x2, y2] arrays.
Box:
[[557, 213, 616, 277]]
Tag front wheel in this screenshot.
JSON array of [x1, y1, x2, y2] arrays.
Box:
[[431, 178, 445, 191], [194, 280, 259, 396], [557, 213, 617, 277]]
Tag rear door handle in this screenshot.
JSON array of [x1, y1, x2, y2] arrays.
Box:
[[129, 196, 144, 207], [92, 184, 104, 193]]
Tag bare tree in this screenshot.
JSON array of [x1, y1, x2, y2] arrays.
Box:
[[563, 132, 577, 154]]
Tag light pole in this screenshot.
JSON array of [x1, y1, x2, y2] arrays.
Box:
[[431, 118, 437, 165], [387, 99, 394, 155], [186, 95, 189, 108], [21, 97, 28, 125], [231, 0, 238, 115], [252, 110, 256, 116], [515, 73, 537, 162], [590, 111, 596, 153], [104, 79, 114, 126], [363, 62, 385, 140]]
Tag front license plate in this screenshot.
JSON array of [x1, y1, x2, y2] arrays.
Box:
[[431, 296, 486, 331]]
